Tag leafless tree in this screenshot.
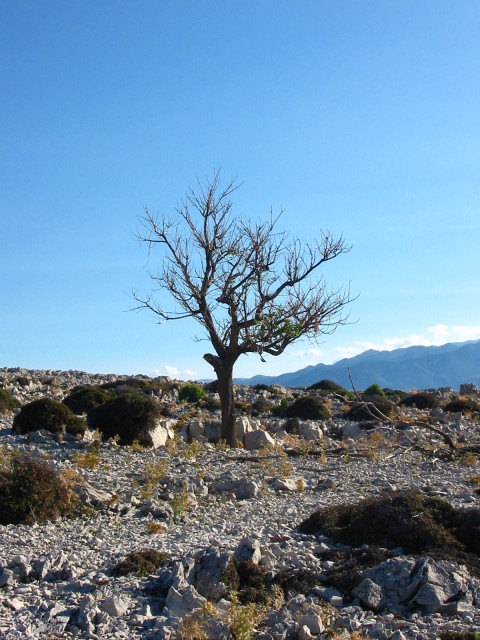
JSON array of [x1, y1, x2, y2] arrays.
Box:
[[133, 173, 353, 445]]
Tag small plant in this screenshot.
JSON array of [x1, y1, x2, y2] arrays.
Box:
[[146, 522, 167, 535], [296, 477, 306, 491], [0, 388, 21, 414], [13, 398, 86, 437], [357, 430, 395, 459], [178, 383, 207, 403], [141, 459, 170, 499], [181, 439, 205, 460], [270, 398, 289, 417], [444, 397, 480, 414], [227, 591, 265, 640], [343, 398, 393, 422], [308, 379, 348, 395], [215, 439, 230, 452], [111, 550, 169, 576], [170, 487, 191, 518]]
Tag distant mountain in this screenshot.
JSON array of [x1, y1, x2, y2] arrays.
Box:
[[234, 340, 480, 390]]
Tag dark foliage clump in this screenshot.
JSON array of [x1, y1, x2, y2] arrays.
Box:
[[440, 634, 480, 640], [111, 550, 169, 577], [252, 383, 276, 393], [63, 386, 113, 415], [321, 546, 395, 595], [222, 559, 271, 604], [273, 568, 321, 598], [12, 398, 86, 437], [400, 392, 440, 410], [87, 393, 161, 445], [284, 396, 330, 420], [343, 398, 393, 422], [298, 491, 480, 558], [443, 397, 480, 414], [250, 398, 272, 415], [0, 388, 21, 414], [308, 379, 347, 395], [0, 453, 78, 524]]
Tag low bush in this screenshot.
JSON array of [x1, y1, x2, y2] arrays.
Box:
[[343, 398, 393, 422], [443, 397, 480, 414], [399, 392, 440, 410], [12, 398, 86, 437], [178, 383, 207, 403], [284, 396, 330, 420], [308, 379, 347, 394], [273, 567, 321, 597], [0, 453, 78, 524], [87, 393, 161, 445], [363, 383, 386, 399], [223, 559, 271, 605], [111, 550, 169, 576], [100, 377, 168, 397], [63, 386, 112, 414], [0, 388, 20, 414], [298, 491, 480, 558]]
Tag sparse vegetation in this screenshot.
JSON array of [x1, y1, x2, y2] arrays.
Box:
[[0, 388, 21, 414], [363, 383, 386, 399], [12, 398, 86, 437], [443, 396, 480, 414], [343, 398, 393, 422]]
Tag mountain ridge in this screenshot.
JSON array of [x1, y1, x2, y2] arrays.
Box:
[[234, 339, 480, 390]]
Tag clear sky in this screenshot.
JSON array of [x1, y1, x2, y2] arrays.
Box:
[[1, 1, 480, 380]]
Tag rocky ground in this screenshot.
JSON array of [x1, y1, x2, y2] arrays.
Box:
[[1, 368, 480, 639]]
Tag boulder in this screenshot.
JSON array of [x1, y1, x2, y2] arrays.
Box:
[[244, 429, 275, 450]]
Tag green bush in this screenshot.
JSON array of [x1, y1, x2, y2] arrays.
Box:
[[0, 388, 21, 414], [63, 386, 113, 414], [178, 383, 207, 403], [0, 453, 78, 524], [284, 396, 330, 420], [363, 383, 386, 399], [12, 398, 86, 437], [111, 550, 169, 576], [87, 393, 161, 445], [100, 377, 167, 397], [222, 559, 271, 604], [400, 392, 440, 410], [271, 398, 289, 417]]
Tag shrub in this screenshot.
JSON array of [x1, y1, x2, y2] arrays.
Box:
[[12, 398, 86, 437], [308, 379, 347, 395], [111, 550, 169, 576], [284, 396, 330, 420], [223, 560, 271, 605], [178, 383, 207, 403], [100, 377, 167, 397], [252, 384, 276, 393], [400, 392, 440, 410], [363, 383, 386, 399], [87, 393, 161, 446], [0, 388, 20, 414], [271, 398, 289, 417], [0, 453, 78, 524], [63, 386, 112, 414], [443, 397, 480, 414], [343, 398, 393, 422], [299, 491, 480, 557]]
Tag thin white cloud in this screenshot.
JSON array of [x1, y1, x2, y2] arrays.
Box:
[[149, 366, 199, 380], [290, 347, 324, 359], [332, 324, 480, 362]]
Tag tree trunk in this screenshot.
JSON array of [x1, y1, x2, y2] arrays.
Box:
[[216, 361, 237, 447]]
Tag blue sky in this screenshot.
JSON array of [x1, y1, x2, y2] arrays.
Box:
[[1, 1, 480, 380]]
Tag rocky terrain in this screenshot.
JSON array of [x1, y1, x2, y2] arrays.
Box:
[[1, 368, 480, 640]]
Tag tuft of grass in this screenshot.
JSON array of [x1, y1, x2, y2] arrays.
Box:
[[146, 522, 167, 535]]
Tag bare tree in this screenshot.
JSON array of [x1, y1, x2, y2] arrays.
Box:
[[133, 173, 353, 446]]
